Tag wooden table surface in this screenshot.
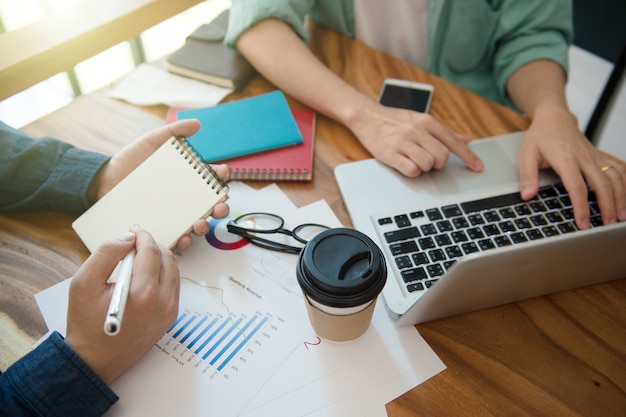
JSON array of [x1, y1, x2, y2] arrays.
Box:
[[1, 23, 625, 417]]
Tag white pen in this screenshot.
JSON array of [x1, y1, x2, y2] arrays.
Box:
[[104, 249, 136, 336]]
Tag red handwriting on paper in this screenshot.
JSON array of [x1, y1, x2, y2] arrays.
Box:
[[304, 336, 322, 350]]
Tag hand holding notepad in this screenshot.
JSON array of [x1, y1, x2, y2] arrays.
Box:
[[73, 135, 229, 252]]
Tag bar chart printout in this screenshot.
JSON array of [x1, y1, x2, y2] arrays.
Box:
[[160, 308, 275, 377], [107, 249, 311, 416], [34, 183, 349, 416]]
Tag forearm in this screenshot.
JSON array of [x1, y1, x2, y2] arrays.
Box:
[[506, 60, 575, 123], [236, 19, 376, 129], [236, 19, 482, 178]]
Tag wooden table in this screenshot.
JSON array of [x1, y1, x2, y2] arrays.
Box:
[[1, 24, 625, 417]]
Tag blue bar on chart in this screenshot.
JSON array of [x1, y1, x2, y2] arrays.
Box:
[[173, 314, 198, 339], [180, 315, 208, 343], [208, 315, 258, 366], [216, 315, 268, 371], [167, 310, 270, 372], [167, 311, 188, 333], [201, 317, 244, 361], [193, 317, 232, 356], [187, 316, 220, 349]]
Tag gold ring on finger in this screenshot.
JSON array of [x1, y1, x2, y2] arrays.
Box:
[[600, 164, 613, 173]]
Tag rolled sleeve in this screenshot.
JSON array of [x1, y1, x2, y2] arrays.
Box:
[[42, 144, 109, 213], [493, 0, 573, 100], [226, 0, 355, 49], [226, 0, 314, 49], [0, 122, 110, 213], [0, 332, 118, 417]]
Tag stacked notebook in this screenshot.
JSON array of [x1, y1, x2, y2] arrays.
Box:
[[167, 91, 316, 181], [166, 9, 256, 91]]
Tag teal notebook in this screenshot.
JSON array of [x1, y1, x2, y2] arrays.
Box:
[[177, 91, 303, 163]]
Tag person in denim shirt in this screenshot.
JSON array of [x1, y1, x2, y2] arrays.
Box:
[[226, 0, 626, 230], [0, 120, 229, 416]]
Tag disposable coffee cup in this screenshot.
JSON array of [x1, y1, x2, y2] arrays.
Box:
[[296, 228, 387, 342]]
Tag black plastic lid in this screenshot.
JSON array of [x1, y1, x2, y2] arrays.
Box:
[[296, 228, 387, 308]]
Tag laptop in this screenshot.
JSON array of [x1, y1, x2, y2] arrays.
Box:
[[334, 131, 626, 325]]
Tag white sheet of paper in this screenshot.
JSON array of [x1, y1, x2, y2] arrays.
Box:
[[35, 182, 446, 416], [108, 64, 233, 108], [240, 297, 444, 417]]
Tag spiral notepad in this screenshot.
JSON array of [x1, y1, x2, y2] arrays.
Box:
[[72, 136, 229, 252]]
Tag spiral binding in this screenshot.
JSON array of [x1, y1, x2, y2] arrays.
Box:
[[170, 137, 230, 194], [230, 168, 311, 181]]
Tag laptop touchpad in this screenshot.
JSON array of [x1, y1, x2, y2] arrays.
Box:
[[430, 139, 519, 196]]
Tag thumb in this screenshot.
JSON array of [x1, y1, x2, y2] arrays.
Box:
[[140, 119, 201, 151], [74, 232, 137, 286], [166, 118, 201, 139]]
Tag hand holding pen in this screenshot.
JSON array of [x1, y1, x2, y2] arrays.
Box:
[[64, 226, 180, 385], [104, 248, 136, 336]]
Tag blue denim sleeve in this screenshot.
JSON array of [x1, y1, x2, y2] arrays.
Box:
[[0, 121, 110, 213], [0, 331, 118, 417]]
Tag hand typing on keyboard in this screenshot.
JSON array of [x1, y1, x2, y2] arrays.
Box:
[[377, 183, 604, 294], [517, 124, 626, 229], [506, 62, 626, 230]]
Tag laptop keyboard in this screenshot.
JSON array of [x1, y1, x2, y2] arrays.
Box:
[[375, 183, 603, 294]]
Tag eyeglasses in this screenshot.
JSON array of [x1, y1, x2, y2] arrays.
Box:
[[226, 212, 330, 254]]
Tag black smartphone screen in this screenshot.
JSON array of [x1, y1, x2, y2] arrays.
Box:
[[379, 84, 431, 113]]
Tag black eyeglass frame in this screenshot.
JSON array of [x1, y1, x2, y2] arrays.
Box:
[[226, 212, 330, 254]]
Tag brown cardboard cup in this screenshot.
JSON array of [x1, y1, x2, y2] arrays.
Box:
[[303, 296, 378, 342], [297, 228, 387, 342]]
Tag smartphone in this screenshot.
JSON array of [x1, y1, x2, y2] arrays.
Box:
[[377, 78, 434, 113]]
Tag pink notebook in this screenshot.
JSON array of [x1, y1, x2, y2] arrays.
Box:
[[167, 107, 315, 181]]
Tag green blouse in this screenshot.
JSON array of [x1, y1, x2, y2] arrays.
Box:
[[226, 0, 573, 108]]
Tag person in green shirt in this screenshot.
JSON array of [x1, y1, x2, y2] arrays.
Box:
[[226, 0, 626, 230]]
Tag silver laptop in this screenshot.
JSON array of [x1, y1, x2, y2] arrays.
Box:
[[335, 131, 626, 325]]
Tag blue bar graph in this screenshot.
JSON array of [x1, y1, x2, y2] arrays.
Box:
[[180, 315, 207, 344], [201, 317, 243, 360], [167, 310, 271, 372], [173, 314, 197, 338], [193, 318, 230, 356], [167, 312, 188, 332], [209, 315, 258, 366], [187, 317, 219, 349], [217, 315, 268, 371]]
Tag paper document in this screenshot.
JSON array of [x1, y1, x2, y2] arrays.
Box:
[[109, 64, 232, 108], [35, 182, 446, 416]]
